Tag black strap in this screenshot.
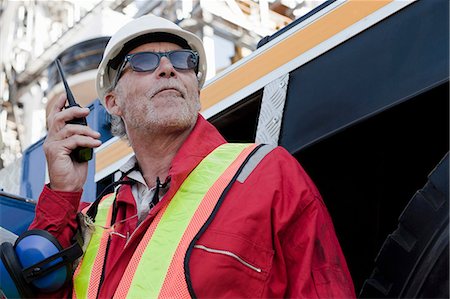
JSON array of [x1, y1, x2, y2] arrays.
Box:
[[150, 176, 171, 208], [22, 239, 83, 283], [86, 164, 138, 221]]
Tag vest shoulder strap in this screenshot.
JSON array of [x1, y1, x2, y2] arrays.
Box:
[[237, 144, 277, 183]]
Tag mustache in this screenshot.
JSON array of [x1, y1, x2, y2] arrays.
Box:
[[145, 80, 186, 99]]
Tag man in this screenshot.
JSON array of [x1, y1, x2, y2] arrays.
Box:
[[29, 15, 355, 298]]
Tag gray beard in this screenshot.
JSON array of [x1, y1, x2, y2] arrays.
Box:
[[124, 95, 200, 136]]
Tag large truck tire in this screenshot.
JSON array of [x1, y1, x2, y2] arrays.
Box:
[[360, 153, 449, 298]]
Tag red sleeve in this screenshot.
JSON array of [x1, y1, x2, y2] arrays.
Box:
[[27, 185, 87, 298], [281, 196, 356, 298], [29, 185, 82, 248], [270, 147, 356, 298]]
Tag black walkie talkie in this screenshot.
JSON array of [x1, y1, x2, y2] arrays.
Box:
[[55, 59, 93, 162]]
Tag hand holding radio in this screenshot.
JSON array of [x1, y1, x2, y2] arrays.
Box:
[[42, 60, 102, 192], [55, 59, 94, 163]]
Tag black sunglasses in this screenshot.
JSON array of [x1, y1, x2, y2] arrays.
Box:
[[113, 50, 199, 87]]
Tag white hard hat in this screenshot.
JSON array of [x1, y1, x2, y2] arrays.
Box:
[[96, 15, 207, 102]]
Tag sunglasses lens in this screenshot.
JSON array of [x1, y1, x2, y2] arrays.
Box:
[[129, 53, 159, 72], [169, 51, 198, 70], [127, 51, 198, 73]]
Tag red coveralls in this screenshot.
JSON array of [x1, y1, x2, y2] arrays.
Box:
[[30, 115, 355, 298]]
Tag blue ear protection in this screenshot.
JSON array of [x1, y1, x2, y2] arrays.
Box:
[[0, 229, 83, 298]]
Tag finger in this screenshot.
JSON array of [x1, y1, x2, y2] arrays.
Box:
[[61, 135, 102, 152], [49, 107, 90, 132], [45, 135, 102, 158], [47, 95, 68, 129], [49, 94, 68, 118], [48, 92, 90, 128], [55, 124, 101, 141], [54, 106, 90, 123]]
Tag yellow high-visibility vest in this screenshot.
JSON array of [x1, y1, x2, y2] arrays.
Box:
[[73, 143, 259, 298]]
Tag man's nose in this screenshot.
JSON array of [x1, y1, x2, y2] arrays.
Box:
[[157, 56, 176, 79]]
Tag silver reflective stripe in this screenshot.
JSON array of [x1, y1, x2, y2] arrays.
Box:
[[237, 144, 276, 183], [194, 244, 262, 273]]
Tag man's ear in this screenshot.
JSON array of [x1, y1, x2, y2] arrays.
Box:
[[104, 92, 122, 116]]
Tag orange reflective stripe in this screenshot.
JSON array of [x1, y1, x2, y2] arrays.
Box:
[[87, 210, 112, 298], [113, 200, 169, 298], [159, 143, 257, 298]]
